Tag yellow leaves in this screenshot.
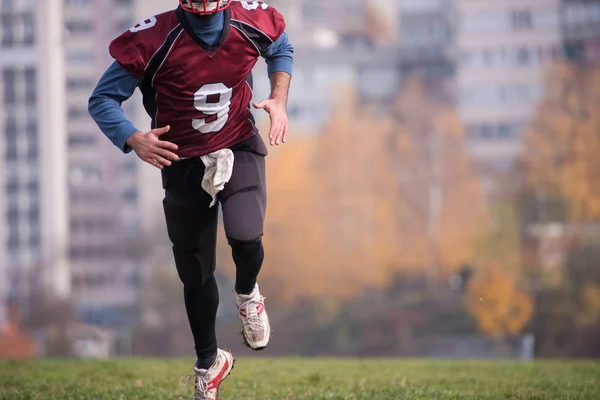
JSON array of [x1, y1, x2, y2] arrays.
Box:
[[465, 265, 534, 337], [392, 78, 486, 275], [523, 64, 600, 222], [238, 80, 486, 304]]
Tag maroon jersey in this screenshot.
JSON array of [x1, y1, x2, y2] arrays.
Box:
[[109, 1, 285, 157]]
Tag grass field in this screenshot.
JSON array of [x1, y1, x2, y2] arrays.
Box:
[[1, 358, 599, 399]]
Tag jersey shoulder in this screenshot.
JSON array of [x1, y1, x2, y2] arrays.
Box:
[[109, 10, 180, 79], [229, 1, 286, 43]]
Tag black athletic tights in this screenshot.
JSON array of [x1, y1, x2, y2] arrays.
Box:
[[162, 137, 268, 370], [184, 240, 264, 369]]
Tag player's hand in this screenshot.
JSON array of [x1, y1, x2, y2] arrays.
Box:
[[253, 97, 288, 146], [126, 126, 179, 169]]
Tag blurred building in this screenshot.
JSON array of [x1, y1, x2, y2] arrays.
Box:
[[456, 0, 562, 173], [560, 0, 600, 65], [257, 0, 400, 131], [397, 0, 456, 102], [0, 0, 171, 332], [64, 0, 173, 329], [275, 0, 365, 48], [0, 0, 70, 327]]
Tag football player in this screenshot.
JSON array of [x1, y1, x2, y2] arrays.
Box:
[[88, 0, 293, 398]]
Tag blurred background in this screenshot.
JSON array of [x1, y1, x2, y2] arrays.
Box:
[[1, 0, 599, 361]]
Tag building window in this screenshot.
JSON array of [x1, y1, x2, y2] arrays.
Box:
[[28, 205, 39, 225], [68, 106, 91, 119], [516, 47, 530, 65], [23, 12, 35, 45], [65, 21, 93, 35], [123, 159, 136, 172], [67, 78, 94, 90], [7, 222, 19, 248], [1, 14, 14, 46], [66, 50, 95, 63], [24, 68, 36, 104], [27, 180, 38, 198], [123, 188, 138, 202], [511, 10, 533, 30], [26, 119, 37, 140], [467, 122, 524, 141], [5, 116, 18, 161], [27, 141, 38, 159], [3, 69, 16, 105], [1, 0, 15, 11], [68, 134, 96, 147], [6, 207, 19, 226]]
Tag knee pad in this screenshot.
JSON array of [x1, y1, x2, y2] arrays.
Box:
[[228, 237, 264, 267], [173, 246, 216, 288]]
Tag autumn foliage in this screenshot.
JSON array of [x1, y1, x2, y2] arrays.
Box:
[[0, 305, 37, 359], [465, 265, 534, 337], [221, 81, 487, 305], [523, 64, 600, 222]]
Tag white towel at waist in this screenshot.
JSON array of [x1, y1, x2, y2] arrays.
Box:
[[199, 149, 234, 207]]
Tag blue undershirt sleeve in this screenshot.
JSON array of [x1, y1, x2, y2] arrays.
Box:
[[264, 32, 294, 77], [88, 61, 141, 153]]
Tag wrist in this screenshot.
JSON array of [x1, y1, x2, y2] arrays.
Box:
[[126, 131, 144, 149], [270, 93, 287, 103]]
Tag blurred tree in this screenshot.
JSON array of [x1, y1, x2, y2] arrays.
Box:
[[465, 264, 534, 338], [522, 64, 600, 222], [516, 63, 600, 356], [391, 78, 485, 279], [475, 202, 521, 277], [225, 80, 486, 305], [0, 304, 37, 359]]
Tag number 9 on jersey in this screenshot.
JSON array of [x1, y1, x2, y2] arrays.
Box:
[[192, 83, 233, 134]]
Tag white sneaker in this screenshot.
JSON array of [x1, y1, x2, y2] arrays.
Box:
[[179, 349, 235, 400], [234, 283, 270, 350]]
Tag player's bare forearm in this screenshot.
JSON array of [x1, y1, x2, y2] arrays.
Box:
[[269, 72, 291, 104]]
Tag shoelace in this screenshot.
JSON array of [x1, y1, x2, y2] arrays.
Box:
[[179, 372, 208, 397], [239, 295, 266, 333]]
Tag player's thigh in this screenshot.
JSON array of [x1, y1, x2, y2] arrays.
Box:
[[220, 151, 266, 242], [163, 177, 219, 286], [163, 187, 217, 249], [162, 160, 217, 250]]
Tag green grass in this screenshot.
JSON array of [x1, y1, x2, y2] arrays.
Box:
[[1, 358, 599, 399]]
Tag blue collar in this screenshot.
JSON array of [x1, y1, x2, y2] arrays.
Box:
[[183, 9, 225, 33]]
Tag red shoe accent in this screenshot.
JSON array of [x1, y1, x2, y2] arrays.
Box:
[[206, 358, 230, 392]]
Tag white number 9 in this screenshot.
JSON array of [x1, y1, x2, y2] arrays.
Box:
[[192, 83, 233, 134]]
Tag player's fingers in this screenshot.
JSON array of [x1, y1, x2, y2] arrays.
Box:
[[144, 157, 164, 169], [156, 140, 178, 152], [281, 122, 288, 144], [272, 120, 284, 145], [152, 154, 172, 167], [270, 126, 282, 146], [268, 121, 276, 145], [152, 125, 171, 137], [154, 147, 179, 161]]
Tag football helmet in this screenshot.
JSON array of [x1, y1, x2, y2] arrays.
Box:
[[179, 0, 232, 14]]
